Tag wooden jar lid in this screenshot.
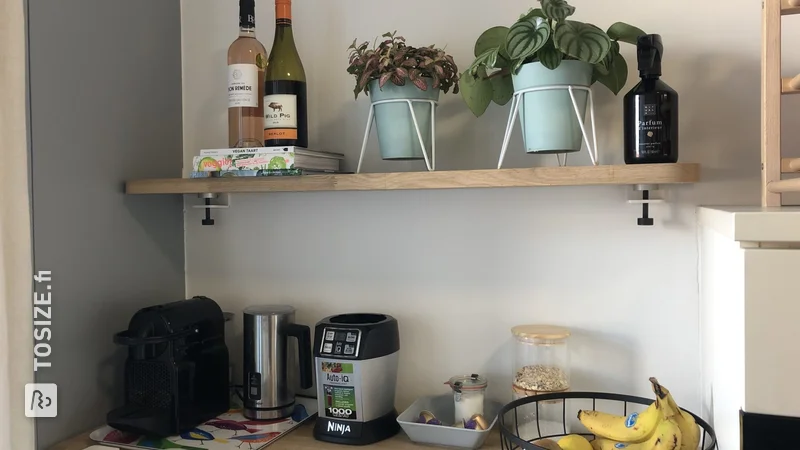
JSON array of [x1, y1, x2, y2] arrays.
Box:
[[511, 325, 570, 340]]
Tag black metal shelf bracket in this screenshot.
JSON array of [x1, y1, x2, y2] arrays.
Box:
[[628, 184, 664, 226], [193, 193, 230, 226]]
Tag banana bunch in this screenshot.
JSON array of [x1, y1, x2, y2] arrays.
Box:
[[576, 377, 700, 450]]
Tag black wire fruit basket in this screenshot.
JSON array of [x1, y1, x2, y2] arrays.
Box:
[[498, 391, 718, 450]]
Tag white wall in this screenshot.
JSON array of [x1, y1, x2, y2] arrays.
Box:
[[180, 0, 800, 417]]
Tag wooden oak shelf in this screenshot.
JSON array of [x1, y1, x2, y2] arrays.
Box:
[[126, 163, 700, 195], [782, 0, 800, 15]]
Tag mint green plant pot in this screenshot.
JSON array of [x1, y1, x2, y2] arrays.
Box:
[[369, 78, 440, 160], [512, 61, 593, 154]]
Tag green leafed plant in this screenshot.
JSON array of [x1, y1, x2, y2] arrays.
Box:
[[347, 31, 460, 100], [460, 0, 645, 117]]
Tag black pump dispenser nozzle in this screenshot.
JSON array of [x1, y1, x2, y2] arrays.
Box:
[[637, 34, 663, 78], [624, 32, 678, 166]]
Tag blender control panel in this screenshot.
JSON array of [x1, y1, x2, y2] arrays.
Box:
[[320, 328, 361, 358]]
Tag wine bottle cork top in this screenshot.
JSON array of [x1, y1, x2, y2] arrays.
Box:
[[276, 0, 291, 20]]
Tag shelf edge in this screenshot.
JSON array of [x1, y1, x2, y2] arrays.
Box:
[[126, 163, 701, 195]]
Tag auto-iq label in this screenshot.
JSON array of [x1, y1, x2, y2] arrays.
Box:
[[321, 362, 357, 420]]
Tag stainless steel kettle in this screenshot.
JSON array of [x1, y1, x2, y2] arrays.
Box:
[[243, 305, 313, 420]]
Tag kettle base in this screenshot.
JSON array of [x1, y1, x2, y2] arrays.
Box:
[[313, 409, 400, 445], [243, 402, 295, 421]]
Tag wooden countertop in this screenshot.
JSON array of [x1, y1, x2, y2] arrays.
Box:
[[50, 421, 503, 450]]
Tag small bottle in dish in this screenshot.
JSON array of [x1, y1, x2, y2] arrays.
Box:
[[445, 374, 488, 425]]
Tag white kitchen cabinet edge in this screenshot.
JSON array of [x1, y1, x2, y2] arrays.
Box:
[[698, 205, 800, 449], [698, 205, 800, 245]]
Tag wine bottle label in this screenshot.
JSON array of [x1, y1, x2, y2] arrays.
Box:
[[228, 64, 259, 108], [263, 94, 298, 140]]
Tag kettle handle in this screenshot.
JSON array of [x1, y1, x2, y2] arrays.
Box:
[[286, 323, 313, 389]]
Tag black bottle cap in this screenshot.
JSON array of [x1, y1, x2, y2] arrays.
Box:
[[240, 0, 255, 28], [637, 34, 663, 78]]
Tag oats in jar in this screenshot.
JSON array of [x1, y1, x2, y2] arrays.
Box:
[[513, 365, 569, 392]]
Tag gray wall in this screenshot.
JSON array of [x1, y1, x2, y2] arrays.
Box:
[[27, 1, 185, 448]]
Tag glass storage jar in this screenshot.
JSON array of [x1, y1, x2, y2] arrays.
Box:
[[511, 325, 570, 398], [445, 374, 488, 424]]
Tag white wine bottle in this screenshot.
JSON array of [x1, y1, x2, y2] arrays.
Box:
[[263, 0, 307, 148], [227, 0, 267, 148]]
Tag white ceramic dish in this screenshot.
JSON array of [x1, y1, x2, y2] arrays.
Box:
[[396, 394, 502, 449]]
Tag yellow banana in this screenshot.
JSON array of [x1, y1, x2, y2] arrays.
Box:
[[669, 407, 700, 450], [649, 378, 700, 450], [558, 434, 593, 450], [578, 404, 662, 443], [590, 418, 682, 450], [579, 378, 675, 443], [533, 438, 563, 450], [591, 439, 623, 450]]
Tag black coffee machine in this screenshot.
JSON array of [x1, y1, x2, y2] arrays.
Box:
[[107, 296, 229, 437]]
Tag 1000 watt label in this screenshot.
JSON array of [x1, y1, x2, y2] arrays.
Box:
[[321, 362, 358, 420]]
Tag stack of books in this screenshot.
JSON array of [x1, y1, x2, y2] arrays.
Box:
[[190, 146, 345, 178]]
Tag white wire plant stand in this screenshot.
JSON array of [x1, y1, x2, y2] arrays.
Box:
[[497, 84, 599, 169], [356, 98, 437, 173]]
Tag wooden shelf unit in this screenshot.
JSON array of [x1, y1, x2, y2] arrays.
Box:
[[781, 76, 800, 94], [125, 163, 700, 195], [782, 0, 800, 15], [763, 0, 800, 205]]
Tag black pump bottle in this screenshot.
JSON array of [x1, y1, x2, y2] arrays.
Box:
[[623, 34, 678, 164]]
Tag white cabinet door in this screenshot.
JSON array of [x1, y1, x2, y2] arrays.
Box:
[[744, 248, 800, 417]]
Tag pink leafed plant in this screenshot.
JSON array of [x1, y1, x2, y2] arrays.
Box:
[[347, 30, 460, 99]]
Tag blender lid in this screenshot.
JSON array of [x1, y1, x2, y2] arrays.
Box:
[[446, 374, 488, 392]]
